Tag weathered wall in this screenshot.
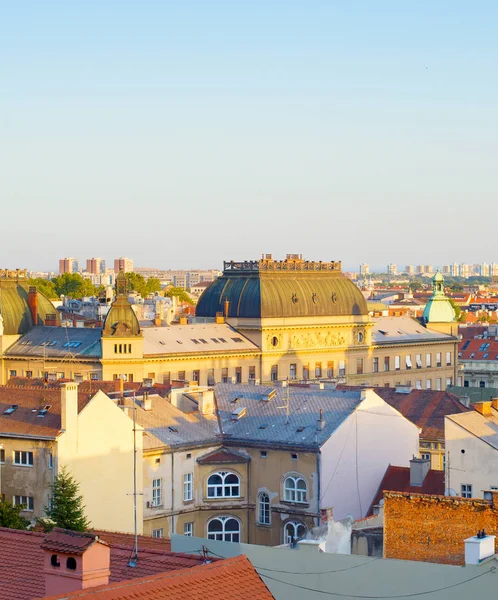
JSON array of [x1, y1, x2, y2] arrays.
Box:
[[384, 491, 498, 565]]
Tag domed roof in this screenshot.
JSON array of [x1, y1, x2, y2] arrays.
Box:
[[196, 256, 368, 319], [103, 271, 141, 337], [422, 271, 456, 324], [0, 273, 59, 335]]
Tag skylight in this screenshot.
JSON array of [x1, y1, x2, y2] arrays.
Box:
[[168, 426, 179, 433], [3, 404, 18, 415], [231, 337, 244, 343]]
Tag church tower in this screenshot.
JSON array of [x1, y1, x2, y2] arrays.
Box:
[[422, 271, 458, 336]]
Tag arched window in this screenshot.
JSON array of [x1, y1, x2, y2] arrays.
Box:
[[258, 492, 271, 525], [207, 516, 240, 542], [283, 521, 307, 544], [207, 472, 240, 498], [283, 475, 307, 503]]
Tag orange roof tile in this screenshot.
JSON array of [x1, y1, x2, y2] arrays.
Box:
[[41, 528, 106, 555], [40, 555, 274, 600]]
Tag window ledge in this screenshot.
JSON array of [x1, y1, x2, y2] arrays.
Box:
[[13, 464, 34, 468], [204, 496, 243, 502], [280, 500, 309, 508], [183, 499, 194, 505], [256, 523, 272, 528]]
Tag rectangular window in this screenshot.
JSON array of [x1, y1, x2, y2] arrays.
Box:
[[436, 378, 442, 391], [25, 370, 33, 378], [13, 496, 34, 511], [461, 484, 472, 498], [416, 380, 422, 390], [9, 370, 16, 378], [426, 379, 432, 390], [178, 371, 186, 382], [235, 367, 242, 383], [222, 367, 229, 383], [48, 453, 53, 469], [384, 357, 390, 372], [416, 354, 422, 369], [373, 357, 379, 373], [184, 522, 193, 537], [405, 355, 412, 369], [152, 528, 164, 538], [315, 362, 322, 378], [446, 352, 452, 366], [289, 364, 297, 380], [248, 366, 256, 381], [260, 450, 268, 458], [327, 361, 334, 378], [446, 377, 452, 387], [152, 478, 162, 507], [0, 448, 5, 463], [183, 473, 193, 502], [14, 451, 33, 466], [90, 372, 98, 380], [395, 355, 400, 370], [192, 370, 200, 383], [420, 453, 431, 461], [303, 365, 309, 380], [339, 360, 346, 377], [271, 365, 278, 382], [436, 353, 442, 367], [426, 353, 432, 368], [207, 369, 215, 386], [356, 358, 364, 375], [163, 372, 171, 384]]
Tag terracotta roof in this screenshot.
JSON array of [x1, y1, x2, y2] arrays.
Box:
[[459, 338, 498, 361], [41, 528, 106, 555], [0, 528, 205, 600], [459, 325, 488, 339], [41, 555, 274, 599], [367, 465, 445, 515], [337, 386, 470, 440]]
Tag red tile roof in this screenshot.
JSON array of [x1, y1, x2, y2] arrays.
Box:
[[459, 338, 498, 361], [41, 555, 274, 600], [41, 528, 106, 555], [367, 465, 445, 516], [0, 528, 205, 600]]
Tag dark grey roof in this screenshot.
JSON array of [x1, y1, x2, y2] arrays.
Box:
[[136, 384, 363, 450], [5, 327, 102, 358]]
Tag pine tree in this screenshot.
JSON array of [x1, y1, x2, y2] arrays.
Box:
[[45, 466, 90, 531], [0, 499, 29, 530]]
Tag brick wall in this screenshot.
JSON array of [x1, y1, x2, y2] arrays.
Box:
[[384, 491, 498, 565]]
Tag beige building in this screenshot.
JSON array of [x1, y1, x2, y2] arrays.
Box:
[[0, 259, 459, 391], [0, 382, 143, 533]]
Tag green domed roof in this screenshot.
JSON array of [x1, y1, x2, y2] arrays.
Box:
[[422, 271, 456, 323], [196, 257, 368, 319], [0, 277, 59, 335]]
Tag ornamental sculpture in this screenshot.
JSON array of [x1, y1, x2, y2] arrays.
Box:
[[291, 331, 346, 349], [0, 268, 28, 279], [223, 255, 341, 273]]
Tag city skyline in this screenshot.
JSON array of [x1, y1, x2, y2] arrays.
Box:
[[2, 1, 498, 270]]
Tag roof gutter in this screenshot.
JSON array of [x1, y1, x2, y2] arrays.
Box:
[[0, 432, 59, 441]]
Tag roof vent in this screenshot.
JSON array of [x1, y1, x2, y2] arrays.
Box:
[[231, 406, 247, 420], [4, 404, 19, 415], [261, 388, 276, 402], [395, 385, 412, 394]]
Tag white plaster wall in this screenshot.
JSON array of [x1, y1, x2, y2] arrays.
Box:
[[58, 391, 143, 533], [445, 417, 498, 497], [320, 389, 420, 520]]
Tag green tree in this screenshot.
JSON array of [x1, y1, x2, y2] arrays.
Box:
[[27, 278, 58, 300], [448, 298, 465, 323], [45, 466, 90, 531], [0, 499, 30, 530], [164, 286, 194, 305], [52, 273, 97, 299], [125, 273, 162, 297], [145, 277, 161, 295]]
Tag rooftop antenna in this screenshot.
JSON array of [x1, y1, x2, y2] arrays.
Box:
[[277, 378, 290, 424]]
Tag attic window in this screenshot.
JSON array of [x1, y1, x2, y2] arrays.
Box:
[[470, 353, 475, 358], [199, 339, 208, 344], [230, 396, 242, 404], [40, 341, 57, 346], [176, 340, 183, 344], [3, 404, 18, 415], [37, 405, 52, 418], [231, 337, 244, 343], [63, 342, 81, 348], [296, 426, 306, 433], [218, 338, 227, 343], [191, 339, 200, 344], [159, 341, 165, 345], [211, 338, 220, 344], [259, 424, 268, 429], [168, 426, 179, 433], [378, 330, 388, 335], [483, 353, 489, 358], [462, 340, 471, 350]]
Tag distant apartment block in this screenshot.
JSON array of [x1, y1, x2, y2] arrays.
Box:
[[59, 258, 79, 274], [359, 263, 370, 276], [387, 263, 397, 276], [86, 258, 106, 275], [114, 257, 134, 273]]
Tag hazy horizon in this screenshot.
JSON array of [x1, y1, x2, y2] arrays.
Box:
[[2, 1, 497, 271]]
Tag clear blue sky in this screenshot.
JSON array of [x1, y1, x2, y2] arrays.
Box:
[[1, 1, 497, 272]]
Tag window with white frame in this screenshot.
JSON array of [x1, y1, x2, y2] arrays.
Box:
[[339, 360, 346, 377], [283, 476, 307, 503], [420, 453, 431, 461], [207, 516, 240, 542], [405, 355, 412, 369], [416, 354, 422, 369], [283, 521, 307, 544], [13, 496, 34, 511], [426, 353, 432, 367], [395, 355, 400, 370], [184, 522, 193, 537], [152, 528, 164, 538], [426, 379, 432, 390], [436, 353, 442, 367], [183, 473, 193, 502], [436, 378, 441, 391], [13, 451, 33, 466], [446, 377, 452, 387], [461, 484, 472, 498], [416, 380, 422, 390], [258, 492, 271, 525], [446, 352, 452, 366], [207, 472, 240, 498], [152, 478, 162, 506]]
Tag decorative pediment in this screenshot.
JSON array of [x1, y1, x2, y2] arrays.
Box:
[[197, 446, 251, 465]]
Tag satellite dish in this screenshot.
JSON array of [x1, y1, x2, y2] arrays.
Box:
[[445, 488, 457, 497]]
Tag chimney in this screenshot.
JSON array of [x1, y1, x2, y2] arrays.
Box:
[[491, 398, 498, 410], [61, 383, 79, 435], [28, 286, 38, 325], [464, 531, 496, 565], [143, 392, 152, 411], [179, 315, 188, 325], [474, 402, 493, 417], [42, 528, 110, 596], [198, 389, 215, 416], [317, 408, 326, 431], [409, 457, 430, 487], [215, 312, 225, 324], [45, 313, 58, 327], [224, 298, 230, 318]]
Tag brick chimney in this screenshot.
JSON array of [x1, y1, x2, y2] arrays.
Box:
[[42, 528, 110, 596], [45, 313, 58, 326], [28, 286, 38, 325], [474, 402, 493, 417]]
